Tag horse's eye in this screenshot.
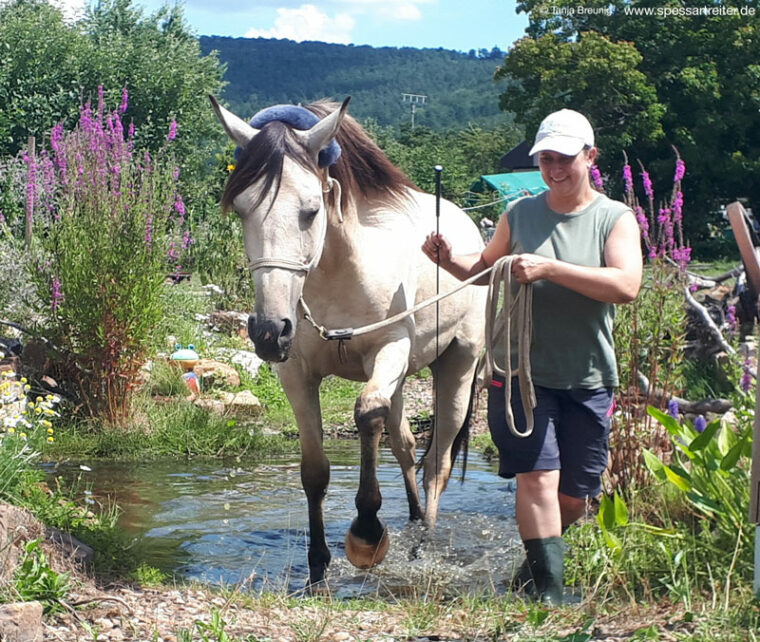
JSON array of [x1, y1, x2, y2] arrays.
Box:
[[302, 207, 319, 222]]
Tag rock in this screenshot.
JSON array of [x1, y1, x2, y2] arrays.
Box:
[[214, 348, 263, 379], [207, 311, 248, 337], [221, 390, 263, 417], [0, 601, 43, 641], [193, 359, 241, 389], [45, 527, 94, 564], [193, 397, 227, 415]]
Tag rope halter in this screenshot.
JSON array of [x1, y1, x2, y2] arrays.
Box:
[[247, 177, 342, 275]]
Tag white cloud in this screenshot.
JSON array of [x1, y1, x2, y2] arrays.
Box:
[[335, 0, 431, 21], [49, 0, 86, 22], [244, 4, 355, 44]]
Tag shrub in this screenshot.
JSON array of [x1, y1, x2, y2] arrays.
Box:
[[20, 87, 190, 424]]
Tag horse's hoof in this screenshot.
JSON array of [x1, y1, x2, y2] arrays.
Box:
[[344, 526, 390, 569]]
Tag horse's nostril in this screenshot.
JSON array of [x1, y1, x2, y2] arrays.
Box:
[[281, 318, 293, 339]]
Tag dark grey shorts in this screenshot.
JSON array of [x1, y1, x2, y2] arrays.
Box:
[[487, 374, 614, 499]]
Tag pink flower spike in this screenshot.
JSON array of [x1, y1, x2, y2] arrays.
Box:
[[167, 119, 178, 142]]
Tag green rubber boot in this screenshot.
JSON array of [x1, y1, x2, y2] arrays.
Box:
[[522, 537, 565, 605]]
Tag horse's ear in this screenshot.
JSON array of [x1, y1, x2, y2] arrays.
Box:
[[296, 97, 351, 162], [208, 95, 259, 148]]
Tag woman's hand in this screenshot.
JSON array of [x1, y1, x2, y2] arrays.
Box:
[[421, 232, 453, 266], [510, 253, 554, 284]]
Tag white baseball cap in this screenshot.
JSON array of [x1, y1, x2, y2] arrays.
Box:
[[529, 109, 595, 157]]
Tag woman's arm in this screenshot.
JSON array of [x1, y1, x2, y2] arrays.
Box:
[[421, 212, 512, 285], [509, 210, 643, 303]]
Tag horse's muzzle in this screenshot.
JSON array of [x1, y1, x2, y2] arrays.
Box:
[[248, 314, 293, 362]]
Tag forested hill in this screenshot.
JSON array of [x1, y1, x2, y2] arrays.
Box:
[[199, 36, 511, 131]]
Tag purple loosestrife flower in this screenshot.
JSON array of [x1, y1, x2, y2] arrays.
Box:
[[623, 164, 633, 194], [641, 171, 654, 200], [0, 210, 5, 225], [173, 166, 180, 181], [167, 119, 178, 142], [174, 195, 186, 224], [119, 87, 129, 115], [741, 358, 753, 393], [672, 191, 684, 224], [181, 229, 193, 250], [726, 305, 737, 332], [694, 415, 706, 433], [590, 165, 604, 191], [667, 398, 679, 419], [51, 277, 63, 312], [145, 215, 154, 250], [674, 158, 686, 183], [689, 283, 699, 293]]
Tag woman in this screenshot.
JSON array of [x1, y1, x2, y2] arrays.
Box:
[[421, 109, 642, 604]]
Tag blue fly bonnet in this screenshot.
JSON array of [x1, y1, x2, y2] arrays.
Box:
[[234, 104, 342, 168]]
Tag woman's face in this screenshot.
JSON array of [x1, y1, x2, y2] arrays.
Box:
[[537, 147, 597, 200]]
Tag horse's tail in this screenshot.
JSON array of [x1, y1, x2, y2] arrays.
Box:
[[451, 368, 479, 482]]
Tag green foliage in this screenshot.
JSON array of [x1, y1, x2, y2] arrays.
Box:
[[201, 36, 509, 131], [368, 119, 521, 222], [13, 539, 72, 613], [505, 0, 760, 256], [495, 31, 665, 154], [644, 402, 753, 572], [21, 93, 189, 424]]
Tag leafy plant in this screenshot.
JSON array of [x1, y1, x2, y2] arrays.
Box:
[[21, 88, 190, 424], [643, 403, 753, 575], [14, 539, 72, 613], [609, 154, 690, 490]]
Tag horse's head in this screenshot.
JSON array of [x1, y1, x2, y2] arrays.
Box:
[[209, 96, 349, 362]]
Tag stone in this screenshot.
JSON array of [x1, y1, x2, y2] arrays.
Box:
[[45, 527, 94, 564], [0, 601, 43, 642], [214, 349, 263, 379], [193, 359, 241, 389], [193, 397, 226, 415], [221, 390, 263, 417]]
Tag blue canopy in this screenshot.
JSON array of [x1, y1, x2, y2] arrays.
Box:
[[481, 171, 547, 203]]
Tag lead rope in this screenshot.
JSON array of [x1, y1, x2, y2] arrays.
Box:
[[482, 256, 536, 438]]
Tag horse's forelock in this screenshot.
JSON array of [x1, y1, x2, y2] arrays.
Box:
[[221, 121, 318, 214]]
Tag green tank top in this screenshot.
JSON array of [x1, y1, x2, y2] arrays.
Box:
[[496, 192, 630, 389]]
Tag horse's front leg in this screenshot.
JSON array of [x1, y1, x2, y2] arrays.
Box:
[[277, 363, 330, 588], [344, 335, 411, 569]]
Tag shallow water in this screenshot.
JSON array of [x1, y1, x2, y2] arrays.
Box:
[[51, 442, 522, 597]]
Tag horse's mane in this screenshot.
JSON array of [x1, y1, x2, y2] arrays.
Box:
[[221, 100, 419, 214]]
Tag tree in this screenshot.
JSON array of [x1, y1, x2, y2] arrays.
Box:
[[495, 31, 665, 153], [499, 0, 760, 255]]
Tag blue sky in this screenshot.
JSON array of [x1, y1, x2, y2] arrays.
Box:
[[126, 0, 530, 52]]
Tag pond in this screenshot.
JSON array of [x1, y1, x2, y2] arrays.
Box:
[[51, 441, 522, 598]]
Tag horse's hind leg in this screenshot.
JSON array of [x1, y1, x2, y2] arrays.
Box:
[[423, 338, 479, 530], [387, 387, 424, 522]]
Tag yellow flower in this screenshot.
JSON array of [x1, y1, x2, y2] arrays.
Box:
[[47, 437, 54, 443], [20, 377, 27, 384], [227, 164, 236, 172], [23, 385, 31, 392], [43, 408, 55, 416], [43, 421, 53, 429], [7, 427, 14, 434], [34, 407, 42, 414], [20, 432, 27, 440], [35, 396, 43, 403], [28, 402, 34, 409]]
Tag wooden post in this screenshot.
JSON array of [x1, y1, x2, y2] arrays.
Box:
[[25, 136, 34, 250]]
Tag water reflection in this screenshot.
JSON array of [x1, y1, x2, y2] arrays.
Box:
[[49, 441, 522, 597]]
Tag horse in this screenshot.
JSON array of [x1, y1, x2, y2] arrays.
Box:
[[209, 95, 487, 588]]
